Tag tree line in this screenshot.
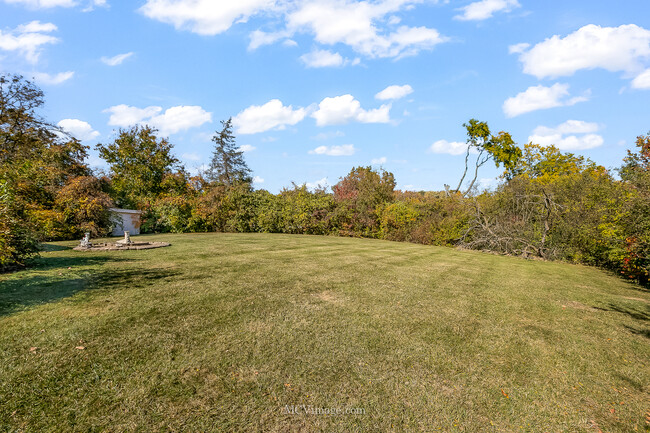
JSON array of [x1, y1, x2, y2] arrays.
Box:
[[1, 74, 648, 286]]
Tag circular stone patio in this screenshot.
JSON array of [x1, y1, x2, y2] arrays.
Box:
[[73, 242, 171, 251]]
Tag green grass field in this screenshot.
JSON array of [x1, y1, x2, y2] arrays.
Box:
[[1, 233, 648, 432]]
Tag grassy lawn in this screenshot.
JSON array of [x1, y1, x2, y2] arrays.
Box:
[[1, 233, 648, 432]]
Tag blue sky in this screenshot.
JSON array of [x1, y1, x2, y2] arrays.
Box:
[[1, 0, 649, 192]]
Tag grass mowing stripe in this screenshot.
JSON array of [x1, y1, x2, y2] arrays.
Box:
[[0, 233, 648, 432]]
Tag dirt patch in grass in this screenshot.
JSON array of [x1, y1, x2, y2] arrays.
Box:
[[563, 300, 599, 311], [312, 290, 346, 305]]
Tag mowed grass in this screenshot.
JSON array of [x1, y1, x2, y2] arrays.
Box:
[[0, 233, 648, 432]]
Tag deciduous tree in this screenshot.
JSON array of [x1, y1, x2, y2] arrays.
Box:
[[96, 125, 184, 208], [453, 119, 521, 195]]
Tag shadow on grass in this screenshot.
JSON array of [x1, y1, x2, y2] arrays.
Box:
[[89, 266, 181, 291], [595, 303, 650, 322], [593, 302, 650, 339], [0, 254, 180, 317], [624, 325, 650, 339], [39, 244, 73, 252]]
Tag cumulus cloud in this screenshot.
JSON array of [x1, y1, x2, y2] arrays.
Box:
[[104, 105, 162, 126], [309, 144, 355, 156], [104, 104, 212, 136], [529, 120, 604, 151], [151, 106, 212, 135], [57, 119, 100, 141], [83, 0, 107, 12], [300, 49, 353, 68], [232, 99, 307, 134], [514, 24, 650, 79], [429, 140, 468, 156], [454, 0, 520, 21], [253, 175, 265, 184], [248, 30, 290, 50], [4, 0, 76, 8], [371, 156, 387, 164], [141, 0, 447, 61], [632, 68, 650, 89], [32, 71, 74, 85], [139, 0, 275, 36], [503, 83, 588, 118], [286, 1, 447, 59], [238, 144, 256, 152], [375, 84, 413, 100], [305, 177, 328, 190], [101, 52, 134, 66], [0, 21, 59, 63], [312, 94, 390, 126], [508, 42, 529, 54]]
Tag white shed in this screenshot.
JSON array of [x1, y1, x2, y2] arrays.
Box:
[[109, 208, 143, 236]]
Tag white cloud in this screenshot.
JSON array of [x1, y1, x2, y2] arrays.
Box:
[[140, 0, 447, 61], [286, 1, 447, 59], [515, 24, 650, 79], [508, 42, 529, 54], [248, 29, 290, 50], [57, 119, 100, 141], [101, 52, 134, 66], [81, 0, 108, 12], [503, 83, 588, 118], [430, 140, 468, 156], [375, 84, 413, 100], [232, 99, 307, 134], [238, 144, 256, 152], [253, 175, 265, 184], [300, 49, 345, 68], [312, 94, 390, 126], [529, 120, 604, 151], [305, 177, 328, 190], [83, 0, 107, 11], [139, 0, 275, 36], [388, 15, 401, 25], [4, 0, 76, 8], [478, 177, 498, 190], [32, 71, 74, 85], [104, 104, 162, 126], [632, 68, 650, 89], [371, 156, 387, 164], [455, 0, 520, 21], [309, 144, 356, 156], [0, 21, 59, 63], [104, 104, 212, 136], [151, 105, 212, 135]]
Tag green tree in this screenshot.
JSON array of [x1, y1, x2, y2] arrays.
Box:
[[0, 74, 91, 266], [453, 119, 521, 195], [333, 166, 396, 236], [504, 143, 602, 181], [206, 118, 252, 186], [618, 132, 650, 284], [53, 176, 114, 238], [0, 180, 39, 270], [96, 125, 183, 208]]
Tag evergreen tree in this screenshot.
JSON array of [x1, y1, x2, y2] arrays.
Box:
[[206, 118, 252, 186]]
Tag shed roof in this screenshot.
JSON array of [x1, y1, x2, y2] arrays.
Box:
[[109, 208, 143, 214]]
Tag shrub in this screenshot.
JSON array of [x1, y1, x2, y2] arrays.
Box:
[[0, 181, 39, 271]]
